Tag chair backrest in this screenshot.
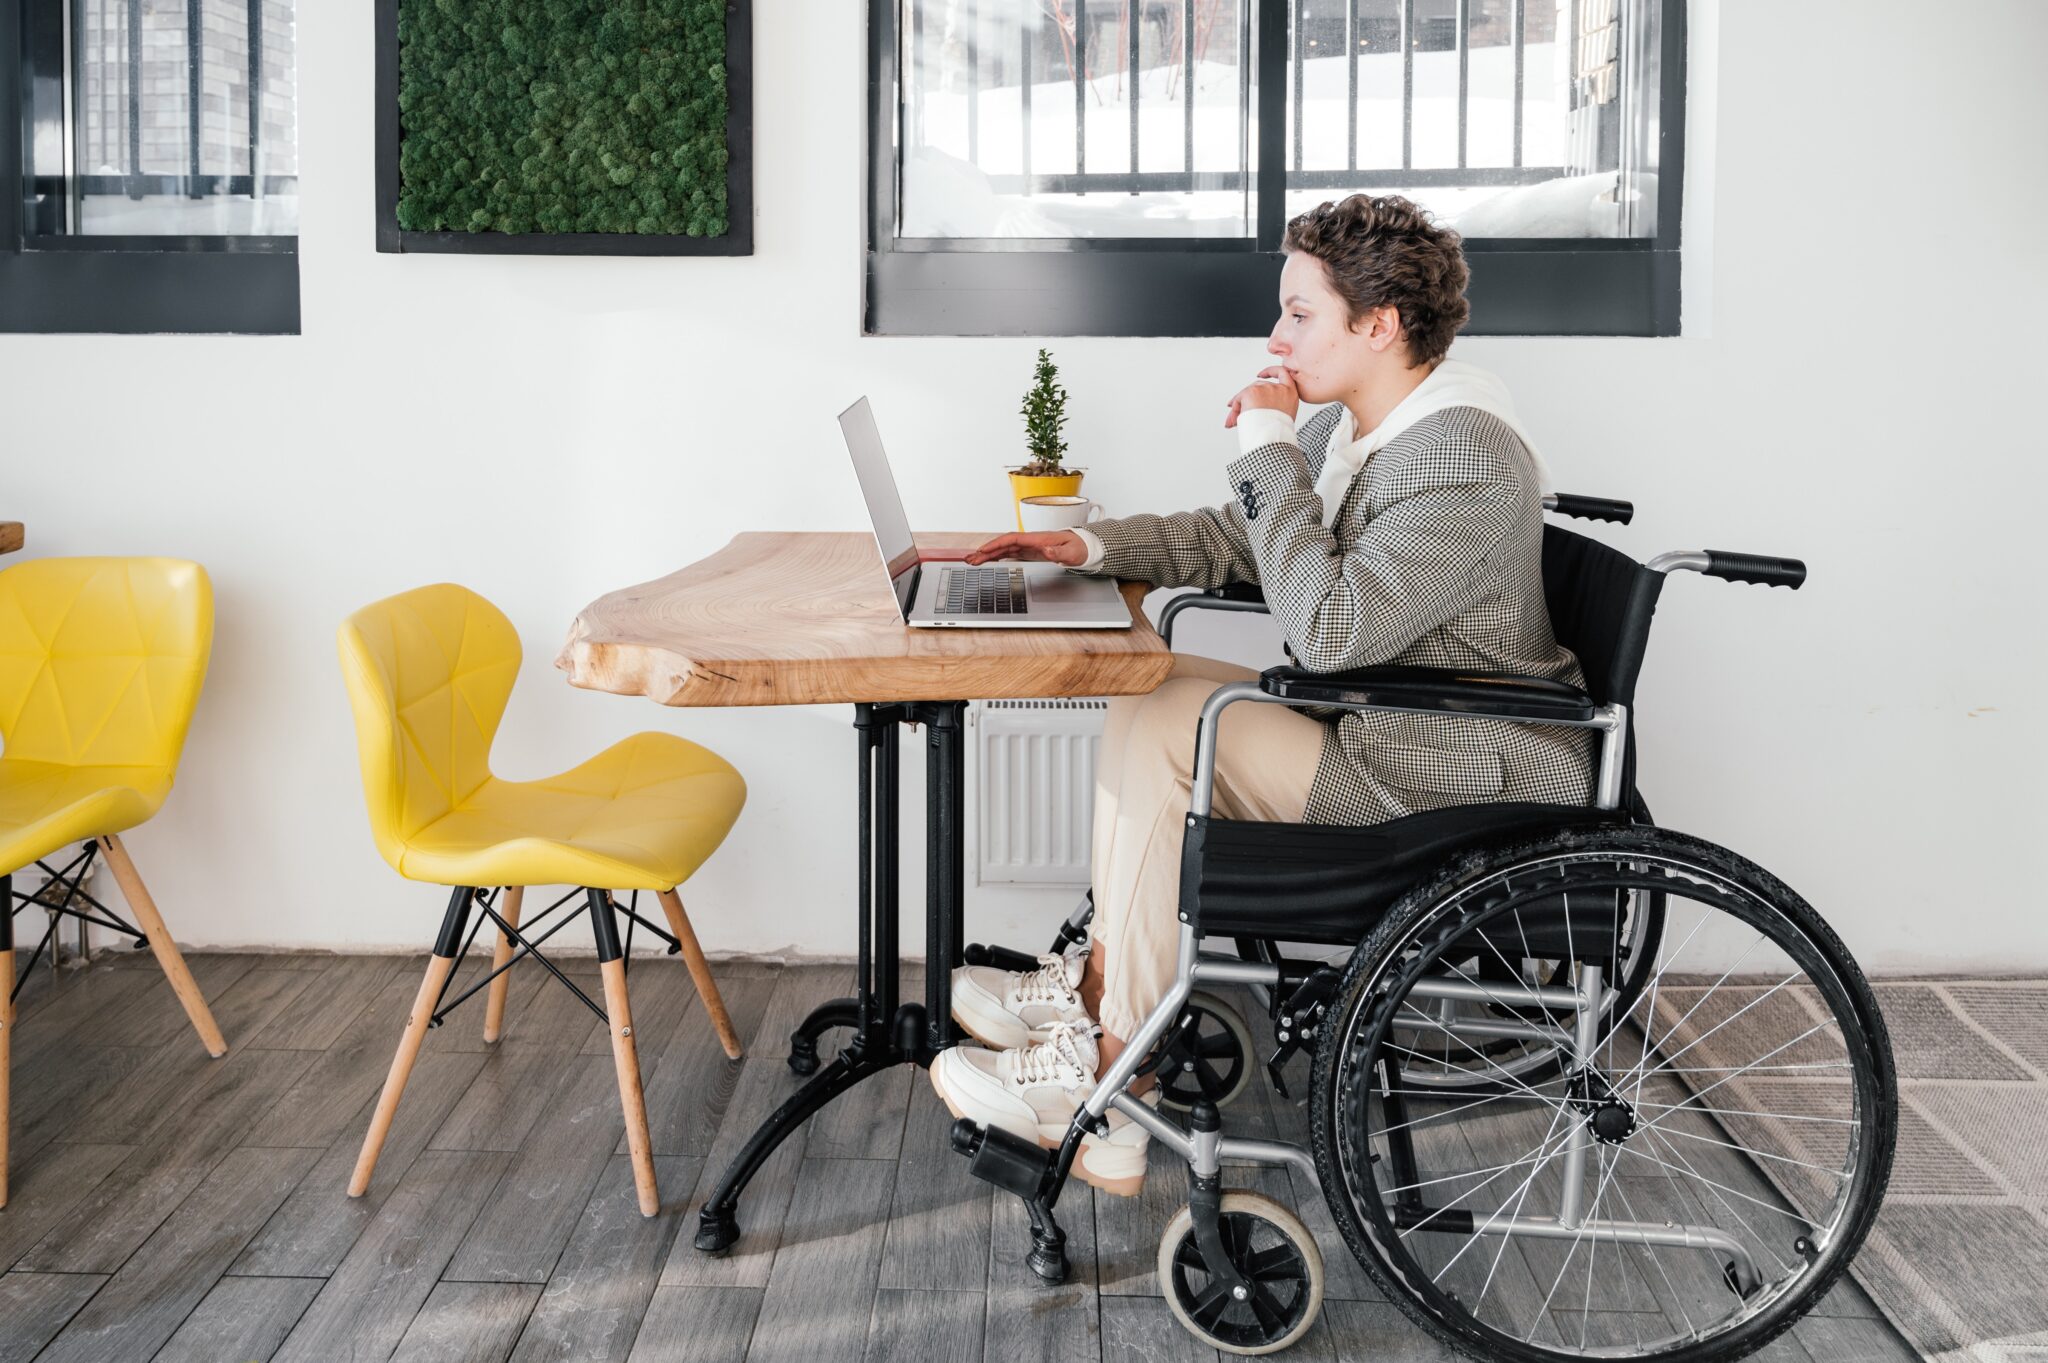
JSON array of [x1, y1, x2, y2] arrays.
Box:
[[0, 556, 213, 772], [336, 583, 522, 857], [1540, 525, 1664, 710]]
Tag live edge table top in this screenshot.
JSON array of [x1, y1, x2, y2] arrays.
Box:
[[556, 531, 1174, 707]]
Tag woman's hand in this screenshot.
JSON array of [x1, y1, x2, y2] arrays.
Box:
[[1223, 366, 1299, 429], [965, 531, 1089, 567]]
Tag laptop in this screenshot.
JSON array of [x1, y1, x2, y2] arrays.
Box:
[[838, 397, 1132, 630]]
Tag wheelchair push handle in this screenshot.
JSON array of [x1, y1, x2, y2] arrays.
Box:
[[1650, 549, 1808, 589], [1704, 550, 1806, 589], [1542, 493, 1634, 525]]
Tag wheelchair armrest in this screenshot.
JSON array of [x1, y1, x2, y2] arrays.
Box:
[[1157, 583, 1272, 648], [1258, 664, 1600, 723]]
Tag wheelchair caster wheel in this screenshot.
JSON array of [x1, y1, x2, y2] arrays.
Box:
[[1156, 992, 1254, 1112], [1158, 1192, 1323, 1355], [1723, 1259, 1762, 1301]]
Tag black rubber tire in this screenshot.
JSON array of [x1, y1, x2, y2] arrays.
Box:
[[1306, 824, 1897, 1363]]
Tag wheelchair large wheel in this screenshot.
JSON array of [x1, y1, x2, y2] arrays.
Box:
[[1309, 825, 1895, 1362]]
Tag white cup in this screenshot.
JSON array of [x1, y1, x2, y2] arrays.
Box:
[[1019, 495, 1106, 534]]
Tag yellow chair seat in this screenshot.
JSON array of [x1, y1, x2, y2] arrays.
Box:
[[389, 730, 745, 891], [0, 760, 171, 875]]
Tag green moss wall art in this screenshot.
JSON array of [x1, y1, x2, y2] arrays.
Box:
[[375, 0, 752, 255]]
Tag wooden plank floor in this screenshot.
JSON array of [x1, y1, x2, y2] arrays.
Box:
[[0, 951, 1926, 1362]]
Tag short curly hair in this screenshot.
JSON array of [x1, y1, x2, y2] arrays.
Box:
[[1282, 194, 1470, 367]]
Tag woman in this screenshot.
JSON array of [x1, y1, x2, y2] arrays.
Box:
[[927, 194, 1594, 1196]]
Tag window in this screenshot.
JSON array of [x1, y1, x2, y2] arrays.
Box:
[[866, 0, 1682, 337], [2, 0, 300, 334]]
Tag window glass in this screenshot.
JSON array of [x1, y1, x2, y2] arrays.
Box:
[[24, 0, 299, 238], [897, 0, 1258, 240], [1283, 0, 1665, 239]]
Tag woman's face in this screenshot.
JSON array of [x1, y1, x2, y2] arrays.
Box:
[[1265, 251, 1396, 403]]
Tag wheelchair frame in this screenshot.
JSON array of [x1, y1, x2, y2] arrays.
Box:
[[950, 508, 1829, 1352]]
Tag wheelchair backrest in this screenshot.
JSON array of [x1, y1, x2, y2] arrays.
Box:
[[1540, 525, 1664, 711]]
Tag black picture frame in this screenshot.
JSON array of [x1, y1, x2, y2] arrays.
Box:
[[863, 0, 1684, 339], [374, 0, 753, 257]]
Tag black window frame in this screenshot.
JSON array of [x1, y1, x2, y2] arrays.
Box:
[[864, 0, 1685, 338], [1, 0, 300, 336]]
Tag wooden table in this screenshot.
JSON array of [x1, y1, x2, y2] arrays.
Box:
[[560, 531, 1171, 1262], [558, 530, 1170, 705], [0, 524, 21, 556]]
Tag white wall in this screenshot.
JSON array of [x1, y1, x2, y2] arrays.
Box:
[[3, 1, 2042, 972]]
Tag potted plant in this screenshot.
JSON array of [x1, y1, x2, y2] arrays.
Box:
[[1009, 348, 1085, 530]]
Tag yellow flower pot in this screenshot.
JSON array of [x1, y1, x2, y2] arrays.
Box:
[[1008, 470, 1085, 531]]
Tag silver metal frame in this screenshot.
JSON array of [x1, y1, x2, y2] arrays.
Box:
[[1072, 549, 1765, 1308]]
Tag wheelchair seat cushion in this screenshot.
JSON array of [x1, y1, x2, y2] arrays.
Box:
[[1190, 801, 1626, 946]]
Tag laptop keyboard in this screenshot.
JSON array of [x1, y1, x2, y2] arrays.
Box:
[[936, 565, 1029, 616]]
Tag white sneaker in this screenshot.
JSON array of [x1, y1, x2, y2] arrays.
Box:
[[928, 1022, 1154, 1197], [950, 943, 1092, 1051]]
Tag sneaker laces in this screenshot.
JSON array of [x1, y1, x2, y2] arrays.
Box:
[[1009, 1021, 1100, 1089], [1013, 944, 1087, 1007]]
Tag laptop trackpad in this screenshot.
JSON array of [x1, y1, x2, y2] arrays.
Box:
[[1024, 569, 1117, 606]]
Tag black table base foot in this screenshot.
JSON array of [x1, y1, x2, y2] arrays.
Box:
[[788, 996, 863, 1075], [694, 1049, 885, 1253], [694, 1205, 740, 1253]]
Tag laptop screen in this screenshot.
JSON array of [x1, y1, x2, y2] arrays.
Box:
[[837, 397, 920, 620]]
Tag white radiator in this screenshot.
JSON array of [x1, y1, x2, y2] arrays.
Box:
[[972, 698, 1109, 886]]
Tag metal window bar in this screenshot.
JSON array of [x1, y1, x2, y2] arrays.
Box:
[[248, 0, 262, 196], [964, 0, 976, 164], [1237, 0, 1249, 206], [1511, 0, 1524, 166], [1454, 0, 1468, 167], [1346, 0, 1357, 170], [1182, 0, 1193, 172], [1021, 7, 1032, 182], [186, 0, 201, 195], [910, 0, 924, 155], [126, 0, 141, 197], [1074, 0, 1087, 181], [1400, 0, 1413, 169], [1289, 0, 1301, 172], [1127, 0, 1139, 191]]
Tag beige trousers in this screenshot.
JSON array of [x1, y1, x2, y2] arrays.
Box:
[[1089, 654, 1328, 1040]]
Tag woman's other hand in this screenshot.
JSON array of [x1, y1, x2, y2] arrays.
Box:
[[1223, 366, 1299, 429], [965, 531, 1089, 567]]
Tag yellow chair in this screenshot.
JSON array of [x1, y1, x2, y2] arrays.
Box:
[[0, 557, 227, 1209], [338, 583, 747, 1217]]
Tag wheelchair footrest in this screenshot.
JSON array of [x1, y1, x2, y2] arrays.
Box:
[[950, 1118, 1051, 1200], [962, 942, 1043, 974]]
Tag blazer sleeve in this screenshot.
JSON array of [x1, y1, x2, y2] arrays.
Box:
[[1224, 408, 1531, 673], [1076, 404, 1346, 590]]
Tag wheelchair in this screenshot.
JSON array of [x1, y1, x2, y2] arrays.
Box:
[[951, 495, 1897, 1360]]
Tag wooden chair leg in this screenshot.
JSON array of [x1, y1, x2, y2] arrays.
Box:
[[350, 951, 456, 1197], [599, 957, 659, 1216], [99, 833, 226, 1058], [482, 886, 524, 1043], [657, 888, 742, 1061]]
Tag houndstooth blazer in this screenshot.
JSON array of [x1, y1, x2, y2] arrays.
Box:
[[1079, 401, 1595, 825]]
